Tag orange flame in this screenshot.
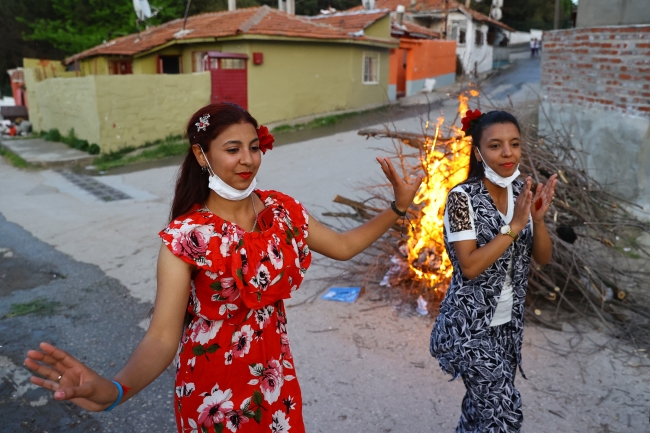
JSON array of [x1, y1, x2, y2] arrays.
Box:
[[406, 91, 475, 293]]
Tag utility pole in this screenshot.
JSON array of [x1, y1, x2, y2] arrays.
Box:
[[554, 0, 560, 29]]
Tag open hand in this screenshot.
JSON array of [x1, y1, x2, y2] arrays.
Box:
[[376, 157, 424, 212], [512, 176, 533, 232], [531, 174, 558, 223], [24, 342, 118, 412]]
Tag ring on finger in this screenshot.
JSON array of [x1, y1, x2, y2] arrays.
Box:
[[57, 374, 62, 382]]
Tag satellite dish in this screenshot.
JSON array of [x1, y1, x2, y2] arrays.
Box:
[[490, 7, 502, 20], [133, 0, 153, 21]]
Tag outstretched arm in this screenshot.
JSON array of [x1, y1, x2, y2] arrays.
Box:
[[306, 157, 423, 261], [24, 244, 193, 411]]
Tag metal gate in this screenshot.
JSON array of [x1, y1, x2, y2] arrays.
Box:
[[206, 52, 249, 110]]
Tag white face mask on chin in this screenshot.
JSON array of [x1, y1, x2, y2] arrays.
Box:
[[477, 149, 520, 189], [200, 148, 257, 201]]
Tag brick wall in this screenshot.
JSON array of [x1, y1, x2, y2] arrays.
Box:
[[541, 25, 650, 116]]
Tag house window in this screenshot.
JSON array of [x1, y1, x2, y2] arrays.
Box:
[[475, 30, 484, 46], [158, 55, 181, 74], [109, 60, 133, 75], [220, 58, 246, 69], [363, 52, 380, 84], [450, 21, 466, 45]]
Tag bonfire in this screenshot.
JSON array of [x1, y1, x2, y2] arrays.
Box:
[[325, 87, 650, 345]]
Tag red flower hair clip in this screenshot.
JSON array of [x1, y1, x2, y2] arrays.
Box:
[[257, 125, 274, 154], [461, 109, 484, 134]]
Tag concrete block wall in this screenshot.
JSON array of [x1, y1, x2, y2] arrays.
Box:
[[541, 25, 650, 116]]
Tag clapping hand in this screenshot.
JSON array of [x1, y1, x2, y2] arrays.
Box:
[[531, 174, 558, 223], [376, 157, 424, 212], [24, 342, 118, 412]]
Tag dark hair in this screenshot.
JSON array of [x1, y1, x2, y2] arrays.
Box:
[[464, 110, 521, 183], [170, 103, 258, 221]]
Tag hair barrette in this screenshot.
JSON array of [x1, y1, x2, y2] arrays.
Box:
[[196, 114, 210, 132]]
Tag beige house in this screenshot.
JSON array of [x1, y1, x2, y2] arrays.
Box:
[[25, 6, 397, 153]]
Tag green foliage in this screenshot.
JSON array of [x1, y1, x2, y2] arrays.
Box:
[[0, 146, 29, 168], [4, 298, 60, 318], [88, 143, 100, 154], [41, 128, 93, 152], [92, 134, 187, 171], [15, 0, 367, 57], [471, 0, 574, 32], [17, 0, 190, 54]]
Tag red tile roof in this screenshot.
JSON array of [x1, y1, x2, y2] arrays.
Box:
[[348, 0, 514, 32], [308, 9, 391, 32], [65, 6, 393, 64], [394, 20, 441, 39], [309, 9, 440, 39]]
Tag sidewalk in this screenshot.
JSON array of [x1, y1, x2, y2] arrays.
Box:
[[0, 137, 94, 168]]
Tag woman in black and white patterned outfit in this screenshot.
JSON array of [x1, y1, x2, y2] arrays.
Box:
[[430, 110, 557, 433]]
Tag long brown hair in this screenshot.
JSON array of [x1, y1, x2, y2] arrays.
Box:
[[170, 103, 258, 221]]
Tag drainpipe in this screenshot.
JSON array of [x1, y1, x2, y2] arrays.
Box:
[[396, 5, 405, 25], [228, 0, 236, 11]]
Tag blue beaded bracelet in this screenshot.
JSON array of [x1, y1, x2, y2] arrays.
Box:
[[103, 380, 123, 412]]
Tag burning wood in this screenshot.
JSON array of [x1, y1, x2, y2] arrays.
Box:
[[327, 88, 650, 344]]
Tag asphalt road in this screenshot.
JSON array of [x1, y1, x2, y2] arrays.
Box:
[[0, 212, 177, 432]]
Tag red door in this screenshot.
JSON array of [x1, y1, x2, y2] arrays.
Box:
[[208, 54, 248, 110]]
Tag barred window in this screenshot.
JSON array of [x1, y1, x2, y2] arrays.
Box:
[[363, 52, 380, 84]]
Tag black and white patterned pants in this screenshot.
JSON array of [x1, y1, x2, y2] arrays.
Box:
[[456, 322, 523, 433]]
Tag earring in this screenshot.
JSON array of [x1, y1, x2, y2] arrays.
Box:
[[201, 166, 208, 174]]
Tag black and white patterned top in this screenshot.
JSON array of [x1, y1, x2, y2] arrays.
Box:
[[430, 179, 534, 380]]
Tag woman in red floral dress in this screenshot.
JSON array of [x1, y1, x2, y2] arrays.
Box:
[[24, 103, 423, 433]]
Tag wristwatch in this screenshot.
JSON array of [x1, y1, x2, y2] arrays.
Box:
[[500, 224, 518, 241]]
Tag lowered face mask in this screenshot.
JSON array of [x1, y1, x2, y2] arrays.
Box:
[[200, 148, 257, 201], [477, 149, 520, 188]]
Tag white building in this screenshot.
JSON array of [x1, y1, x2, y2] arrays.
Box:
[[350, 0, 514, 76]]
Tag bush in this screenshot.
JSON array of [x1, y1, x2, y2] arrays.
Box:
[[43, 128, 62, 142], [88, 144, 100, 155]]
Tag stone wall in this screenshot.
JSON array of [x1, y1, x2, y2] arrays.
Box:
[[539, 26, 650, 216]]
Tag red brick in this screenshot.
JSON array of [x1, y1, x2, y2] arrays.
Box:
[[620, 74, 632, 79]]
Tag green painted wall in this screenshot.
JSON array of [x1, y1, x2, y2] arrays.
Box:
[[217, 40, 390, 124], [133, 56, 157, 74], [79, 57, 110, 76], [364, 15, 392, 39]]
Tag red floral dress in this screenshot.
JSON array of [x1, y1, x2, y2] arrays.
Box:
[[159, 190, 311, 433]]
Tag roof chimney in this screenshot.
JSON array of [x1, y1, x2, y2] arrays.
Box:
[[286, 0, 295, 14], [228, 0, 236, 11], [410, 0, 416, 7], [362, 0, 376, 10], [396, 5, 405, 25]]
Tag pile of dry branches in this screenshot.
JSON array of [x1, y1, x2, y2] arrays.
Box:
[[324, 97, 650, 345]]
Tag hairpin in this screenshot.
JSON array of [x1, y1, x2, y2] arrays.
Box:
[[196, 114, 210, 132]]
